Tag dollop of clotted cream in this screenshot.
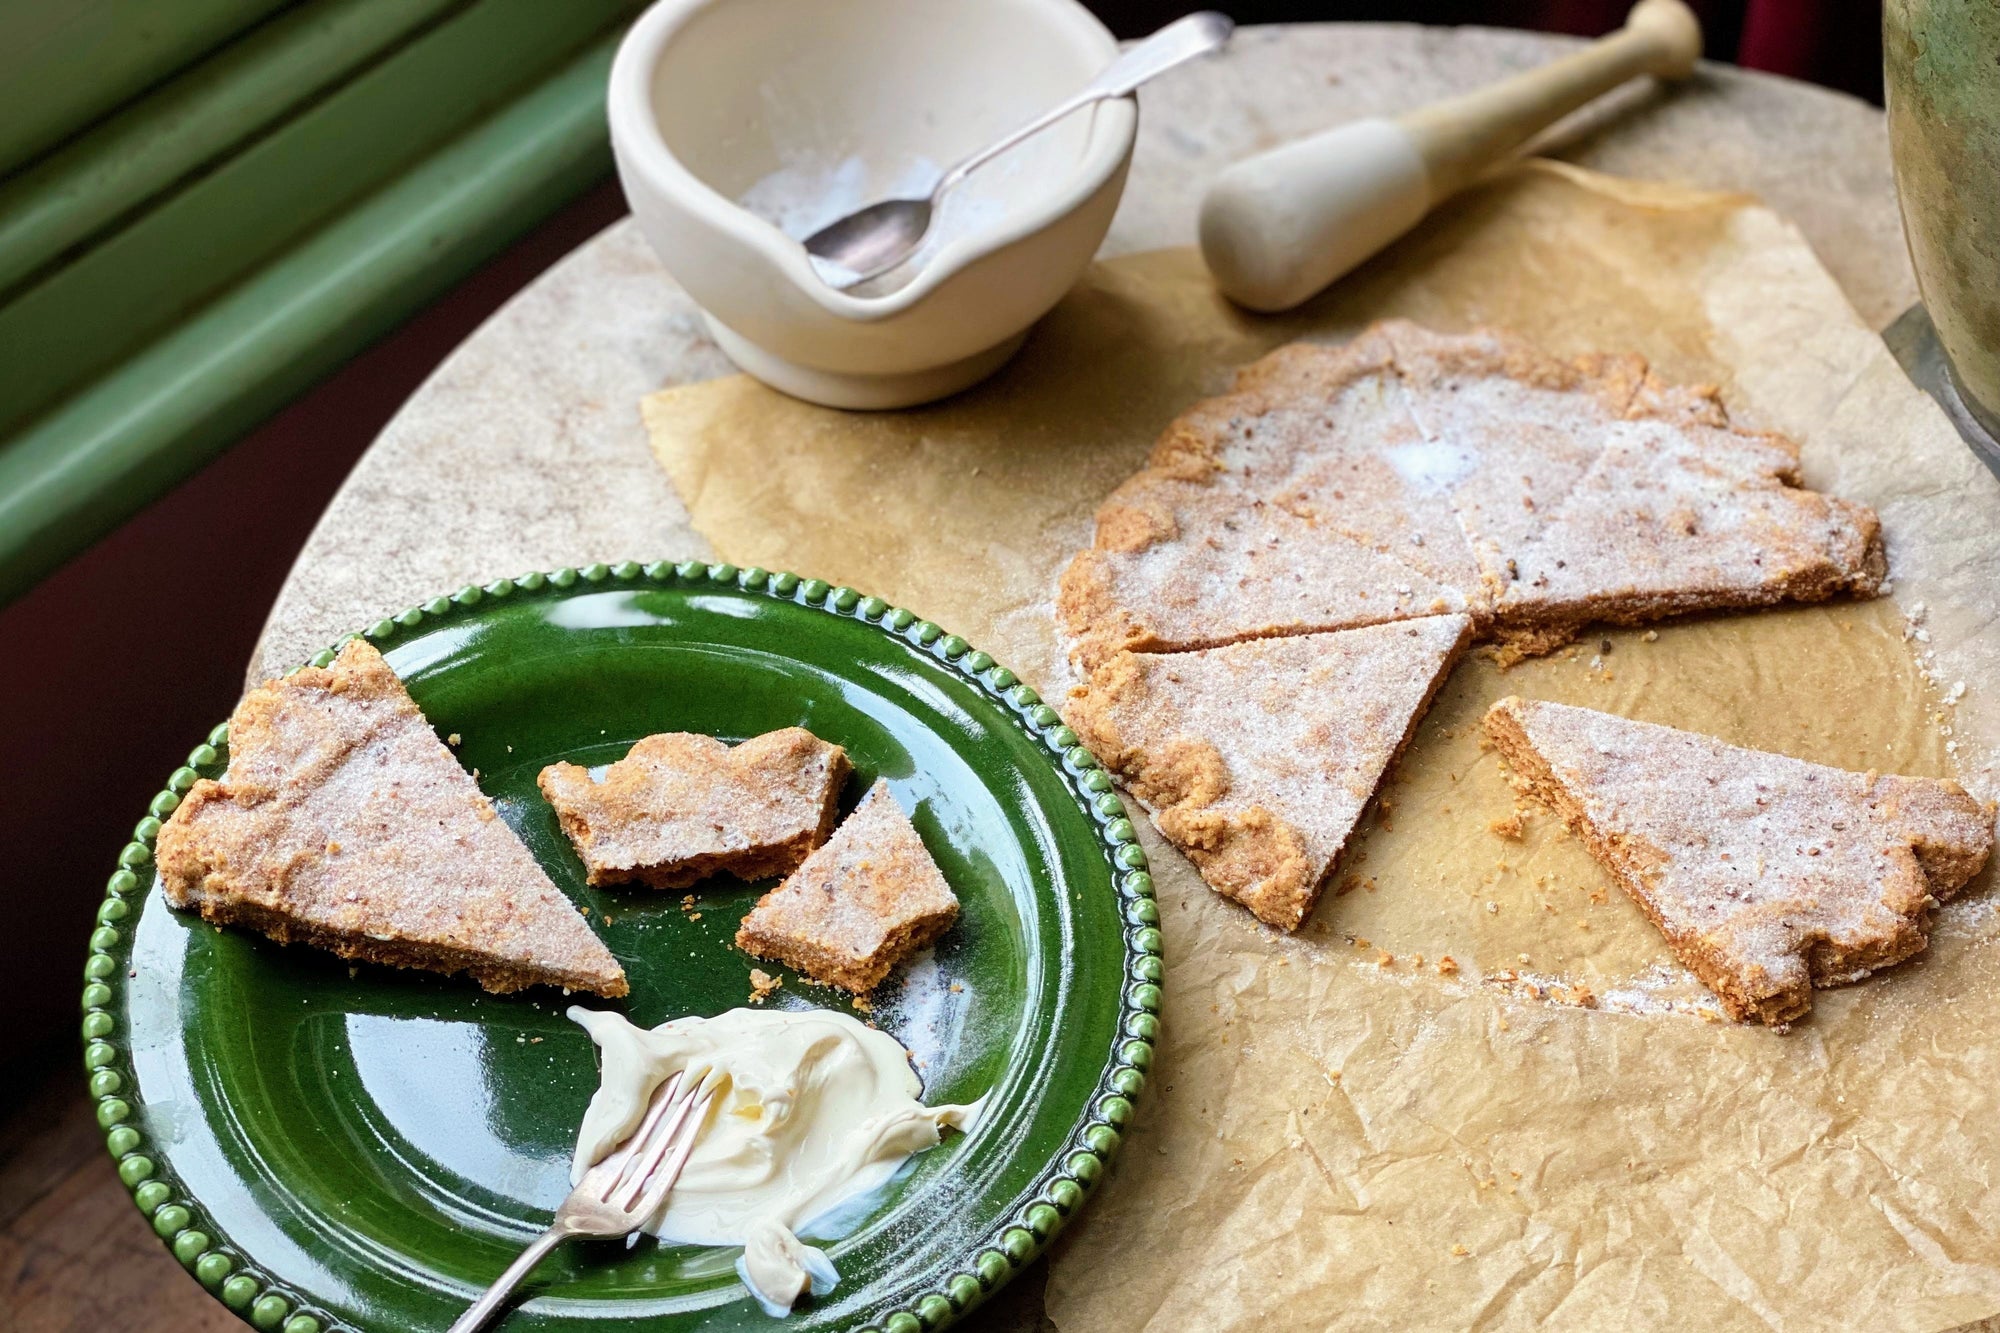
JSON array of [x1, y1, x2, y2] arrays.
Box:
[[568, 1005, 984, 1315]]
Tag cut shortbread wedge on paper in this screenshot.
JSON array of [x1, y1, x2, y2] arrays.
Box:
[[1056, 321, 1886, 673], [1380, 320, 1650, 592], [157, 639, 627, 997], [1057, 328, 1477, 673], [1057, 472, 1466, 672], [1066, 614, 1473, 930], [1149, 329, 1484, 594], [1483, 697, 1993, 1026], [735, 779, 959, 993], [1490, 414, 1885, 658], [539, 728, 848, 888]]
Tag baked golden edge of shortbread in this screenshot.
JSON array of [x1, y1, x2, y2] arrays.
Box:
[[1476, 700, 1952, 1027], [734, 903, 957, 995], [158, 814, 629, 999], [536, 746, 851, 889], [1068, 618, 1472, 932]]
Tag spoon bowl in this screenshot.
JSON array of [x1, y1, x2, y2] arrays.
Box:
[[803, 197, 935, 286]]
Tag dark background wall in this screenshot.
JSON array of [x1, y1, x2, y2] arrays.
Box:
[[0, 1, 1886, 1095], [1093, 0, 1883, 102]]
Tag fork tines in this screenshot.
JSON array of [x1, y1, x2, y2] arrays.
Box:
[[582, 1067, 716, 1224]]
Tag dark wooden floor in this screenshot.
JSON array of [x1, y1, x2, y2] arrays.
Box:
[[1, 1058, 237, 1332], [0, 1055, 1051, 1331]]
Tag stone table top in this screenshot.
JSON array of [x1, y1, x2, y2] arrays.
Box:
[[225, 21, 1945, 1333], [251, 21, 1914, 682]]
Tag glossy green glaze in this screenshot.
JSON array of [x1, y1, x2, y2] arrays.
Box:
[[82, 564, 1156, 1332]]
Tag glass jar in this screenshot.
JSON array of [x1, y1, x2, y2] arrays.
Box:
[[1885, 0, 2000, 435]]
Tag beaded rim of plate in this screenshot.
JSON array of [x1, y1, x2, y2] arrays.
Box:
[[79, 559, 1161, 1333]]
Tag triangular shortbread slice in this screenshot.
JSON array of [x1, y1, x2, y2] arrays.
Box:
[[1066, 615, 1472, 930], [1382, 321, 1649, 593], [1483, 697, 1992, 1026], [1267, 447, 1482, 597], [1152, 331, 1483, 594], [1146, 322, 1405, 488], [1057, 473, 1466, 671], [539, 729, 848, 888], [1490, 415, 1884, 656], [157, 639, 627, 997], [735, 780, 959, 993]]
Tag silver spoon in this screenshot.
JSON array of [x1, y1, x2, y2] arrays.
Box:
[[802, 11, 1234, 289]]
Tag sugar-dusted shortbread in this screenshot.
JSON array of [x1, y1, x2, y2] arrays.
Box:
[[1054, 323, 1889, 927], [1057, 327, 1473, 672], [1056, 320, 1884, 671], [734, 780, 959, 993], [1490, 411, 1883, 658], [1066, 615, 1472, 930], [1483, 697, 1994, 1026], [538, 729, 848, 889], [157, 639, 627, 997], [1057, 471, 1467, 672]]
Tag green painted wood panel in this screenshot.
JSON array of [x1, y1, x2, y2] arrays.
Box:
[[0, 0, 637, 440], [0, 0, 293, 174], [0, 34, 624, 605], [0, 0, 469, 295]]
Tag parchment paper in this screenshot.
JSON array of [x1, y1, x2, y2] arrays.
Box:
[[643, 162, 2000, 1331]]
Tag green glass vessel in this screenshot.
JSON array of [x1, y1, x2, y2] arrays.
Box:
[[1885, 0, 2000, 434]]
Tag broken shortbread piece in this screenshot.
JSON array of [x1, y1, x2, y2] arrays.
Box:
[[1066, 614, 1472, 930], [157, 639, 627, 997], [1483, 696, 1993, 1025], [538, 729, 847, 889], [734, 780, 959, 992]]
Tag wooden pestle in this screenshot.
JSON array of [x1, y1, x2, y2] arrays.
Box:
[[1198, 0, 1703, 312]]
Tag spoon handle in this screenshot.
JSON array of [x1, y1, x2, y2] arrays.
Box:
[[937, 11, 1233, 194], [1078, 10, 1235, 100]]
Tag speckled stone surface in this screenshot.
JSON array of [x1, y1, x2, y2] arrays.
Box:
[[251, 23, 1914, 683]]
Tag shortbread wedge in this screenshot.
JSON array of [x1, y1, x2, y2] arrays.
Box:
[[1057, 321, 1885, 671], [1377, 320, 1651, 592], [157, 639, 627, 997], [1057, 471, 1466, 672], [539, 729, 848, 889], [1150, 329, 1484, 594], [1066, 614, 1473, 930], [735, 780, 959, 993], [1483, 697, 1993, 1026], [1489, 414, 1885, 657]]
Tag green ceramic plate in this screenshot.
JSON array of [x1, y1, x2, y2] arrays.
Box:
[[80, 562, 1160, 1333]]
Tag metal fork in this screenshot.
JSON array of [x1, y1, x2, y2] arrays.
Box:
[[447, 1068, 717, 1333]]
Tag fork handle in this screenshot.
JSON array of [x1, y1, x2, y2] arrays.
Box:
[[447, 1225, 571, 1333]]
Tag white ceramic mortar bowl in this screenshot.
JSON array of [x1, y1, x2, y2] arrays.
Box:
[[608, 0, 1135, 408]]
